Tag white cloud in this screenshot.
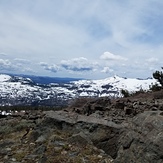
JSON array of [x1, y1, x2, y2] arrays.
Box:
[[0, 59, 16, 71], [40, 62, 48, 67], [14, 58, 30, 64], [146, 57, 158, 63], [45, 65, 59, 73], [22, 68, 36, 73], [40, 62, 59, 73], [40, 57, 99, 74], [101, 67, 114, 74], [100, 52, 128, 61], [0, 58, 36, 74], [0, 53, 7, 56], [61, 57, 97, 72]]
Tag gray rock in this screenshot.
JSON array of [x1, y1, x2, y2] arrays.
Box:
[[67, 132, 90, 146], [33, 145, 46, 155], [43, 110, 124, 159], [44, 110, 124, 129], [115, 111, 163, 163], [29, 130, 41, 141], [0, 140, 14, 148], [35, 135, 47, 143], [38, 155, 47, 163], [68, 151, 80, 157]]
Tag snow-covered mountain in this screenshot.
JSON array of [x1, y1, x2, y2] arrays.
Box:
[[0, 74, 157, 106]]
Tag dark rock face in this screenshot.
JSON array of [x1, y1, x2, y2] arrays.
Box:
[[43, 110, 124, 159], [115, 111, 163, 163]]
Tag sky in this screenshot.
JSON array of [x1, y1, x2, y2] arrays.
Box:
[[0, 0, 163, 79]]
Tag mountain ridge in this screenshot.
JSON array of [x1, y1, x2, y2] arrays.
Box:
[[0, 73, 158, 106], [4, 73, 82, 84]]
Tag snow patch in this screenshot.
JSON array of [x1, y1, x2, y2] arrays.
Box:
[[0, 74, 11, 82]]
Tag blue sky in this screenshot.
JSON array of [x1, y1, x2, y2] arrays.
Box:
[[0, 0, 163, 79]]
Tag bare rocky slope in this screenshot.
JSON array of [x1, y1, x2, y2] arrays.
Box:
[[0, 90, 163, 162]]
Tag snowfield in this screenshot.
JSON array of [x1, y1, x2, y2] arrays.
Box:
[[0, 74, 11, 82], [72, 75, 157, 96], [0, 74, 158, 106]]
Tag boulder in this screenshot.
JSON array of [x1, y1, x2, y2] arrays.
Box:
[[42, 110, 163, 162], [115, 111, 163, 163], [43, 110, 125, 158]]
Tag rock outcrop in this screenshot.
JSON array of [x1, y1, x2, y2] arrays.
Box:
[[1, 90, 163, 162], [115, 111, 163, 163], [43, 110, 125, 159], [42, 108, 163, 162]]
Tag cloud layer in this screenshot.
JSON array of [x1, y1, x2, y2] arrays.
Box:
[[0, 0, 163, 79]]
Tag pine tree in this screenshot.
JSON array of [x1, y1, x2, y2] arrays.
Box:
[[153, 67, 163, 87]]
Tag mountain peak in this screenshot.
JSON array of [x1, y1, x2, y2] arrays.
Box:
[[0, 74, 158, 106]]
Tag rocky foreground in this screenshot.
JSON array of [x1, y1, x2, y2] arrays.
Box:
[[1, 90, 163, 163]]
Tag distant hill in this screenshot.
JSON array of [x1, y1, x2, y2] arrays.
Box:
[[6, 73, 82, 84]]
